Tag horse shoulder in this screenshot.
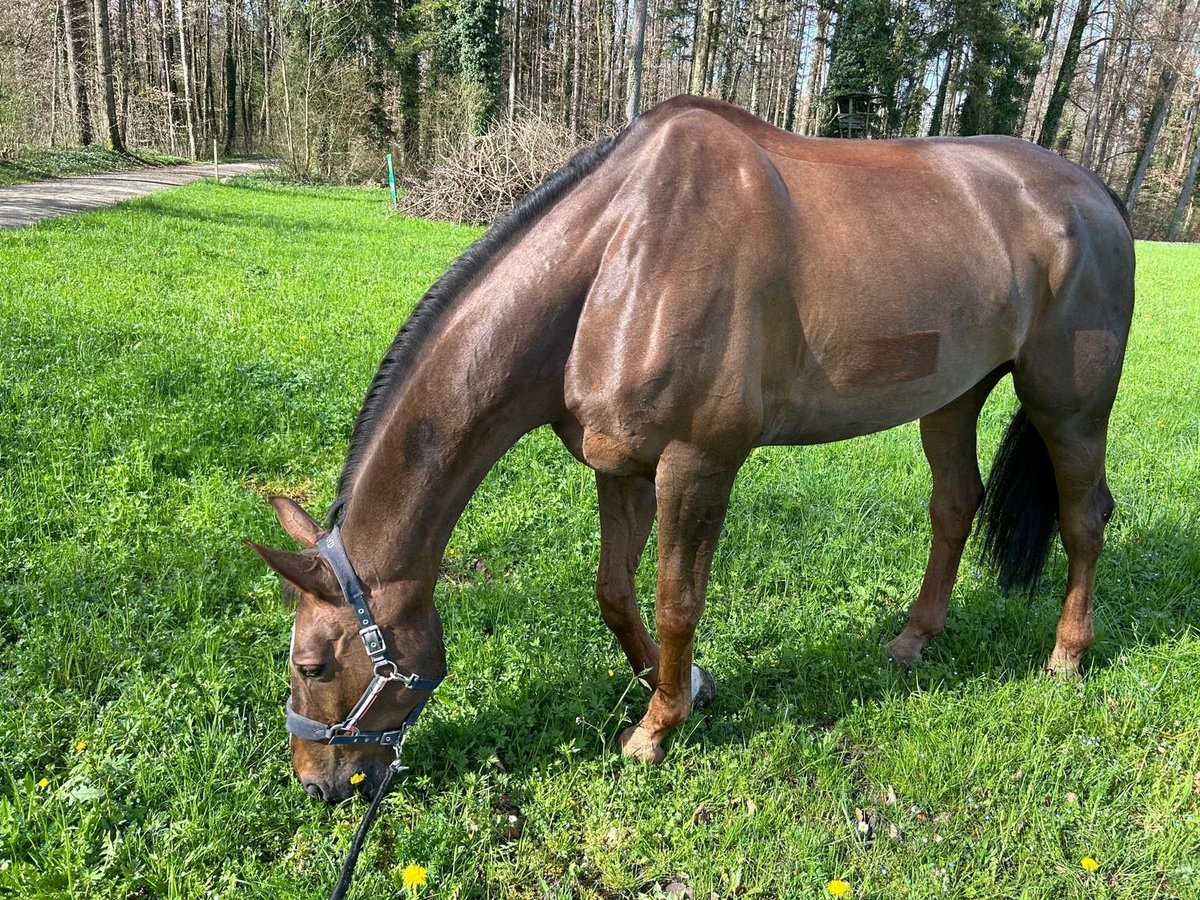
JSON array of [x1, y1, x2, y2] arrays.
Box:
[[562, 109, 796, 470]]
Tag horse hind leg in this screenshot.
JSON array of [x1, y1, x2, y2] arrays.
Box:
[[888, 372, 1002, 666], [1007, 320, 1125, 676], [1019, 403, 1115, 677], [594, 472, 717, 706]]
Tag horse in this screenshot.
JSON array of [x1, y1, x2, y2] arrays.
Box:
[[248, 95, 1134, 803]]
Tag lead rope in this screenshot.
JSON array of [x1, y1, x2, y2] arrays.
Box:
[[329, 734, 409, 900]]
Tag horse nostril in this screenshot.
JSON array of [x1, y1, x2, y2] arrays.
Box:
[[303, 781, 325, 801]]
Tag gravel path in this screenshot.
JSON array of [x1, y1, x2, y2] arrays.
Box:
[[0, 159, 278, 229]]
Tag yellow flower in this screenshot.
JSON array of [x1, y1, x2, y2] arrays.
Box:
[[349, 772, 366, 785], [827, 879, 852, 897], [36, 778, 49, 789], [1081, 856, 1100, 872], [75, 741, 88, 752], [401, 864, 428, 889], [608, 669, 615, 677]]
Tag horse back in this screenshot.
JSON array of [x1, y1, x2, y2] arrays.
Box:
[[562, 97, 1134, 467]]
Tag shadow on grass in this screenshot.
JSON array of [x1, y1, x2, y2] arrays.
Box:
[[401, 520, 1199, 785]]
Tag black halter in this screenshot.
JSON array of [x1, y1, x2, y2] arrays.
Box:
[[286, 523, 443, 900], [285, 524, 443, 747]]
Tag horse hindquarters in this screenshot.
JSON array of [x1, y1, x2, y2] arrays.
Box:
[[997, 207, 1132, 675]]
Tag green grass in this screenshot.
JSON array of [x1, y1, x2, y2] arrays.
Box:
[[0, 146, 188, 186], [0, 180, 1197, 899]]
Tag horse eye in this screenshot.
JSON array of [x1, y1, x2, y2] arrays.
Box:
[[297, 664, 325, 679]]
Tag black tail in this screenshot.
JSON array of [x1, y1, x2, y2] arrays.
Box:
[[976, 409, 1059, 597]]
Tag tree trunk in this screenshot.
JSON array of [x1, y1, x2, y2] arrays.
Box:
[[747, 0, 766, 115], [51, 2, 62, 145], [223, 0, 237, 153], [1125, 66, 1179, 211], [94, 0, 126, 151], [509, 0, 520, 119], [801, 0, 831, 135], [160, 0, 183, 146], [625, 0, 647, 121], [1023, 0, 1065, 140], [175, 0, 197, 157], [573, 0, 588, 132], [1167, 120, 1200, 240], [1038, 0, 1092, 149], [62, 0, 94, 145], [610, 0, 627, 125], [690, 0, 718, 95], [783, 0, 807, 131], [1175, 84, 1200, 180], [117, 0, 131, 140], [1079, 7, 1112, 170], [1096, 4, 1133, 180], [927, 41, 953, 136]]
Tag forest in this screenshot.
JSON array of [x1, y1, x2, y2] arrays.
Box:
[[1, 0, 1198, 238]]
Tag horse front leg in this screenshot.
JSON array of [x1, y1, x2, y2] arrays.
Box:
[[596, 472, 718, 702], [619, 444, 731, 764], [595, 473, 661, 683]]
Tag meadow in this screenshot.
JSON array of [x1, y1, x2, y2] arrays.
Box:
[[0, 147, 186, 187], [0, 180, 1197, 899]]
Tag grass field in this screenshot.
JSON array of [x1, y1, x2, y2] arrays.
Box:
[[0, 147, 188, 187], [0, 181, 1197, 899]]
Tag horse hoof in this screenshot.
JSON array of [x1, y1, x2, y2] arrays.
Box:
[[618, 726, 666, 765], [886, 634, 924, 669], [691, 664, 717, 708]]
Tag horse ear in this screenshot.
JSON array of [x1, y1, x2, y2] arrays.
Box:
[[244, 540, 341, 604], [266, 495, 323, 548]]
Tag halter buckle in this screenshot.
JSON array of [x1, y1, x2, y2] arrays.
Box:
[[358, 625, 387, 660]]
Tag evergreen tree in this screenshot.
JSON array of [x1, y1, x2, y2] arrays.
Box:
[[458, 0, 502, 130]]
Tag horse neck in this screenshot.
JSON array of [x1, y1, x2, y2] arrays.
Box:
[[338, 246, 589, 592]]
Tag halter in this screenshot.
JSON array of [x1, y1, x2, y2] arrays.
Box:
[[285, 523, 444, 900], [285, 524, 443, 747]]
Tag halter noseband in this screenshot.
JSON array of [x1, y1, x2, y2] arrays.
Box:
[[285, 524, 443, 747]]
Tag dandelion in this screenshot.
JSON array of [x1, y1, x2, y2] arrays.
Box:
[[401, 864, 428, 889], [349, 772, 366, 785], [75, 741, 88, 752], [36, 778, 49, 789], [827, 879, 852, 897], [1081, 856, 1100, 873], [608, 669, 615, 677]]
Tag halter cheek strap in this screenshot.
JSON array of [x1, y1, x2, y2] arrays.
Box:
[[285, 524, 443, 747]]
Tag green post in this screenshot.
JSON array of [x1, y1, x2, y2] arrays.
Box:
[[386, 153, 398, 206]]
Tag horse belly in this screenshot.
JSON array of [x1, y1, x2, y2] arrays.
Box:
[[763, 280, 1022, 445]]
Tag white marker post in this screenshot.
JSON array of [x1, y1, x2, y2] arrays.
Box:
[[213, 139, 219, 182]]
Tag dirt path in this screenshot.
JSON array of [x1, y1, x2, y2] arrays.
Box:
[[0, 160, 278, 229]]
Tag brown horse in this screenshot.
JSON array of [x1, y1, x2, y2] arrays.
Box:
[[249, 96, 1134, 802]]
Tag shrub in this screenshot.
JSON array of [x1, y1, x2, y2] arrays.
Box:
[[399, 113, 608, 225]]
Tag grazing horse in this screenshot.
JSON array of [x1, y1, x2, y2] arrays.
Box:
[[249, 96, 1134, 802]]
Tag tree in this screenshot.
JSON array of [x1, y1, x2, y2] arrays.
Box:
[[94, 0, 126, 151], [1168, 118, 1200, 239], [1038, 0, 1093, 149], [625, 0, 648, 120], [61, 0, 94, 145], [956, 0, 1054, 137], [459, 0, 502, 130]]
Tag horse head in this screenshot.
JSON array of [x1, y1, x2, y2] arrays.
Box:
[[247, 496, 444, 804]]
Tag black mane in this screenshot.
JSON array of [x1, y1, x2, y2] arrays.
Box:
[[328, 128, 630, 524]]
